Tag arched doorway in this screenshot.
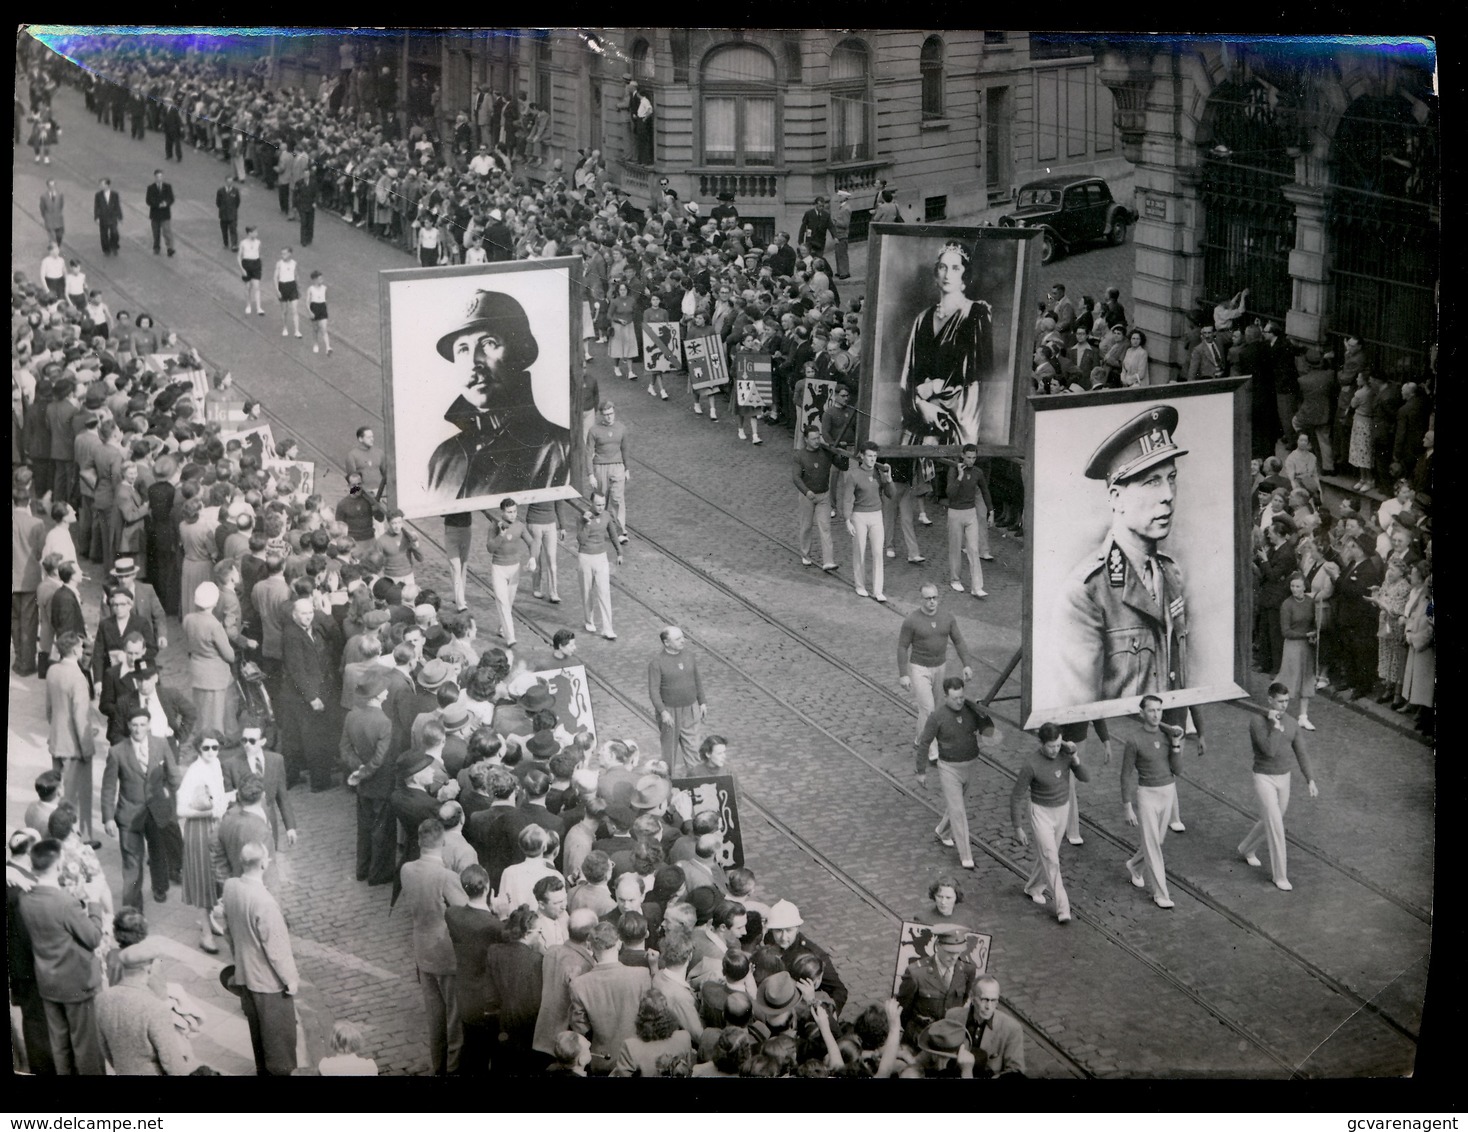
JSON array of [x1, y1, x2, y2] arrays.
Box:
[[1198, 79, 1297, 325], [1328, 93, 1439, 377]]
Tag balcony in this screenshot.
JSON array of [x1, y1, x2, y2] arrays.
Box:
[[697, 172, 781, 199], [829, 160, 892, 196]]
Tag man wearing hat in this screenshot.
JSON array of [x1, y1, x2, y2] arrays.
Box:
[[902, 1017, 975, 1077], [763, 899, 848, 1015], [108, 557, 168, 651], [829, 190, 853, 279], [897, 923, 982, 1044], [102, 701, 183, 911], [710, 190, 739, 227], [279, 595, 340, 792], [343, 676, 398, 884], [799, 195, 831, 256], [424, 289, 573, 503], [1052, 405, 1192, 709]]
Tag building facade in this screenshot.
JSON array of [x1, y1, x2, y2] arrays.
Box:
[[1094, 36, 1438, 383]]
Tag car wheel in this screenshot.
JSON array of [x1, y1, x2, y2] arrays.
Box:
[[1108, 218, 1130, 246], [1040, 232, 1059, 264]]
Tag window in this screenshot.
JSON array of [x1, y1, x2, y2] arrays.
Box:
[[984, 31, 1008, 46], [536, 31, 552, 64], [829, 38, 872, 163], [1030, 34, 1093, 61], [924, 195, 948, 221], [920, 36, 944, 120], [632, 38, 654, 84], [700, 44, 778, 168]]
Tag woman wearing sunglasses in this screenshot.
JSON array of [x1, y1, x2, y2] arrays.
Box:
[[177, 728, 228, 953]]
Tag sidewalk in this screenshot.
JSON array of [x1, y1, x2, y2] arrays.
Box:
[[6, 573, 331, 1075]]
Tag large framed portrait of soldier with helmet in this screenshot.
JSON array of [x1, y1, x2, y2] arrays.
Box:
[[857, 224, 1040, 460], [380, 258, 585, 520], [1023, 377, 1252, 729]]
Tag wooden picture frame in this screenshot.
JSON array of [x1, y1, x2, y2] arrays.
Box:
[[857, 223, 1040, 460], [379, 258, 584, 520], [1022, 377, 1253, 729]]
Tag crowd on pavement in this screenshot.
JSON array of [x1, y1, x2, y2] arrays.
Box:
[[10, 32, 1435, 1079]]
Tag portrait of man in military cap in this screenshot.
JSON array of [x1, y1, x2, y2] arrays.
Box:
[[1027, 383, 1249, 727], [382, 260, 582, 519]]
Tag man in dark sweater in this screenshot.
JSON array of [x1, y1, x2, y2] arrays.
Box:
[[941, 445, 995, 597], [337, 471, 383, 556], [1237, 682, 1318, 891], [648, 626, 707, 776], [793, 425, 836, 570], [913, 677, 1000, 871]]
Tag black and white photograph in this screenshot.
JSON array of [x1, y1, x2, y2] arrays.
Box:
[[7, 24, 1437, 1094], [1025, 380, 1252, 728], [381, 258, 582, 519], [859, 224, 1039, 458]]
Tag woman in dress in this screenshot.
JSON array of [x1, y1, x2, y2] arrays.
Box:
[[1298, 531, 1338, 690], [641, 292, 672, 401], [184, 581, 236, 735], [273, 246, 302, 338], [607, 281, 640, 379], [177, 497, 217, 623], [1275, 573, 1318, 730], [1121, 329, 1150, 388], [1399, 560, 1434, 738], [1371, 559, 1412, 705], [897, 242, 993, 449], [176, 728, 228, 954], [237, 225, 264, 317], [114, 461, 149, 564], [1347, 371, 1377, 493]]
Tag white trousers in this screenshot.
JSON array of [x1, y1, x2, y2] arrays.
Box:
[[1240, 771, 1292, 884], [1127, 782, 1176, 901], [578, 552, 613, 635], [527, 522, 559, 598], [1024, 801, 1071, 918], [489, 561, 522, 643], [850, 510, 884, 594], [910, 662, 945, 763]]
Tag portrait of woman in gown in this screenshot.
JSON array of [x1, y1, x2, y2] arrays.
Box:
[[897, 241, 994, 448]]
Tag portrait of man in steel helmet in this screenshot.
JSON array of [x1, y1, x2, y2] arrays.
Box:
[[425, 288, 572, 501]]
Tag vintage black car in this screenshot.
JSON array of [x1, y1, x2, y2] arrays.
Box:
[[998, 175, 1137, 264]]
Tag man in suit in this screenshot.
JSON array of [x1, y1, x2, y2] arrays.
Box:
[[295, 171, 317, 247], [799, 196, 831, 256], [45, 632, 96, 840], [17, 838, 106, 1075], [343, 675, 398, 884], [47, 377, 82, 511], [473, 85, 493, 150], [223, 718, 297, 849], [94, 177, 123, 256], [1186, 324, 1229, 381], [221, 840, 299, 1075], [897, 924, 982, 1045], [99, 640, 192, 747], [144, 169, 176, 256], [101, 703, 182, 911], [40, 178, 65, 245], [1331, 534, 1384, 700], [445, 862, 504, 1076], [6, 828, 55, 1076], [215, 174, 241, 251], [569, 920, 653, 1073], [13, 485, 45, 676], [163, 105, 185, 162], [391, 751, 445, 885], [399, 817, 469, 1075], [251, 553, 292, 706], [92, 586, 158, 689], [1062, 332, 1102, 386], [532, 907, 598, 1059], [948, 975, 1026, 1077], [279, 595, 339, 791], [289, 146, 312, 220]]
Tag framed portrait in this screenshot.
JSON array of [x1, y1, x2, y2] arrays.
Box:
[[684, 326, 729, 391], [670, 774, 744, 868], [380, 258, 584, 521], [1022, 377, 1252, 729], [219, 422, 277, 467], [526, 664, 597, 744], [892, 921, 992, 993], [858, 224, 1040, 459], [642, 321, 683, 372]]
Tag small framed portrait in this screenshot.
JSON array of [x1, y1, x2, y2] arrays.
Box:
[[858, 224, 1040, 459], [380, 258, 584, 520], [1023, 377, 1253, 728]]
